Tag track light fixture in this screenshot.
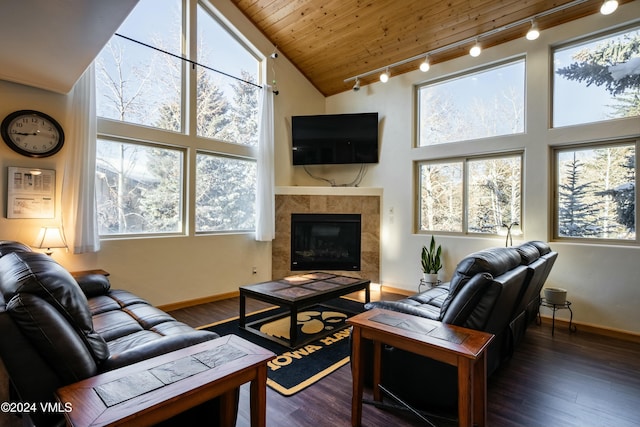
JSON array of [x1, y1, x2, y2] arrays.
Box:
[[380, 68, 390, 83], [469, 40, 482, 57], [526, 21, 540, 40], [353, 77, 361, 91], [600, 0, 618, 15], [343, 0, 619, 90], [419, 56, 430, 72]]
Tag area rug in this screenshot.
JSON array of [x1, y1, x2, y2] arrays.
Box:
[[199, 297, 364, 396]]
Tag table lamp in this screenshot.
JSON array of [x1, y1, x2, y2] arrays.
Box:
[[33, 227, 67, 256]]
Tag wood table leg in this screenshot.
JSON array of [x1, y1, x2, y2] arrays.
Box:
[[290, 305, 298, 348], [239, 292, 247, 328], [350, 326, 363, 427], [457, 357, 473, 427], [372, 340, 382, 402], [250, 364, 268, 427], [473, 351, 488, 427], [219, 389, 238, 427]]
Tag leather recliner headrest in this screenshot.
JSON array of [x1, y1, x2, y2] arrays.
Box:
[[0, 251, 109, 362]]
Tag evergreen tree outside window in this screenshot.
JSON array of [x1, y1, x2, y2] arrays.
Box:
[[554, 142, 636, 241], [195, 153, 256, 232], [553, 25, 640, 127], [94, 0, 261, 237]]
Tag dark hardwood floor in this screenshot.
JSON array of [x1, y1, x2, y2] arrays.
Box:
[[169, 290, 640, 427]]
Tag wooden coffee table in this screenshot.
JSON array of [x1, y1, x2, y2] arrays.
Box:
[[56, 334, 275, 427], [348, 308, 494, 427], [239, 272, 370, 348]]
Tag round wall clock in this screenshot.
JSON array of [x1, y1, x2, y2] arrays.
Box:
[[1, 110, 65, 158]]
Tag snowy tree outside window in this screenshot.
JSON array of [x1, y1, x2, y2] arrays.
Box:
[[553, 26, 640, 127], [554, 143, 636, 240]]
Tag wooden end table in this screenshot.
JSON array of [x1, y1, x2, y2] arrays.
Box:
[[56, 334, 275, 427], [348, 308, 494, 427]]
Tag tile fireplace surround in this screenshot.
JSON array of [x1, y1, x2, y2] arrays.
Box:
[[273, 186, 381, 283]]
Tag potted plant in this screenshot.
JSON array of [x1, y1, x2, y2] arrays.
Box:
[[421, 235, 442, 284]]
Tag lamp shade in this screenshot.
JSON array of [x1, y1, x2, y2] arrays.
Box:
[[33, 227, 67, 254]]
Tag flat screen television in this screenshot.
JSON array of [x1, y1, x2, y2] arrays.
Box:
[[291, 112, 379, 165]]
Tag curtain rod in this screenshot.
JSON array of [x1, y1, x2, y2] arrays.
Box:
[[114, 33, 262, 89]]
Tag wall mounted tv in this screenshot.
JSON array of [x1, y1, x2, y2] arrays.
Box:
[[291, 112, 379, 165]]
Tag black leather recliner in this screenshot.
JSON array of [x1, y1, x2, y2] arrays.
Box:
[[0, 241, 236, 427], [360, 241, 557, 413]]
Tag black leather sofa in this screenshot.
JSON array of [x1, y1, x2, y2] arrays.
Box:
[[0, 241, 235, 427], [361, 240, 557, 413]]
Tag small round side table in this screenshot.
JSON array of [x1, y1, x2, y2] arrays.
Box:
[[537, 297, 577, 336]]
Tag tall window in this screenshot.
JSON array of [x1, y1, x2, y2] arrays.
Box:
[[553, 25, 640, 128], [553, 141, 636, 241], [416, 59, 525, 146], [95, 0, 261, 237], [417, 154, 522, 234]]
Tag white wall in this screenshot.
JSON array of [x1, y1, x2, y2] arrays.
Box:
[[319, 3, 640, 334], [0, 0, 325, 307]]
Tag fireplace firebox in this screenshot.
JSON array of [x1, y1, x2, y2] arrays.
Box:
[[290, 213, 361, 271]]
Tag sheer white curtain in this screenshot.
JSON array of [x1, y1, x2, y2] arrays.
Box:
[[255, 85, 275, 241], [61, 63, 100, 253]]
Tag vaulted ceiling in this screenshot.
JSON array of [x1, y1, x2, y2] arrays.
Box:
[[232, 0, 633, 96], [0, 1, 631, 97]]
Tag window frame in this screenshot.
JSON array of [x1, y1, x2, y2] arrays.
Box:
[[415, 151, 524, 236], [551, 138, 638, 244]]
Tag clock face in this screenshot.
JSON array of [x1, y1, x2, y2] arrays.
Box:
[[1, 110, 65, 157]]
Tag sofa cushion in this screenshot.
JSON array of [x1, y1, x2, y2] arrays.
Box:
[[364, 285, 448, 320], [103, 329, 218, 371], [516, 242, 542, 265], [440, 247, 521, 314], [527, 240, 552, 256], [0, 251, 109, 363], [441, 272, 493, 325]]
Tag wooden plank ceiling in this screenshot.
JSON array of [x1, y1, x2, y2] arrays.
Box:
[[231, 0, 630, 96]]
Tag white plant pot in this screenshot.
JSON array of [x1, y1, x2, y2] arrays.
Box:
[[544, 287, 567, 305], [423, 273, 439, 285]]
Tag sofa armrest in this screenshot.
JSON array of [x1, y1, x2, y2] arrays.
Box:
[[364, 300, 440, 320], [75, 273, 111, 298]]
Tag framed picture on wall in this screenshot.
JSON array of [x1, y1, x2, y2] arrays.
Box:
[[7, 167, 55, 219]]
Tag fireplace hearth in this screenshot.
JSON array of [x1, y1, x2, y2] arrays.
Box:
[[290, 213, 361, 271]]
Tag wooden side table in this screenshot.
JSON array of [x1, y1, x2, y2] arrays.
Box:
[[56, 334, 274, 427], [348, 308, 494, 427]]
